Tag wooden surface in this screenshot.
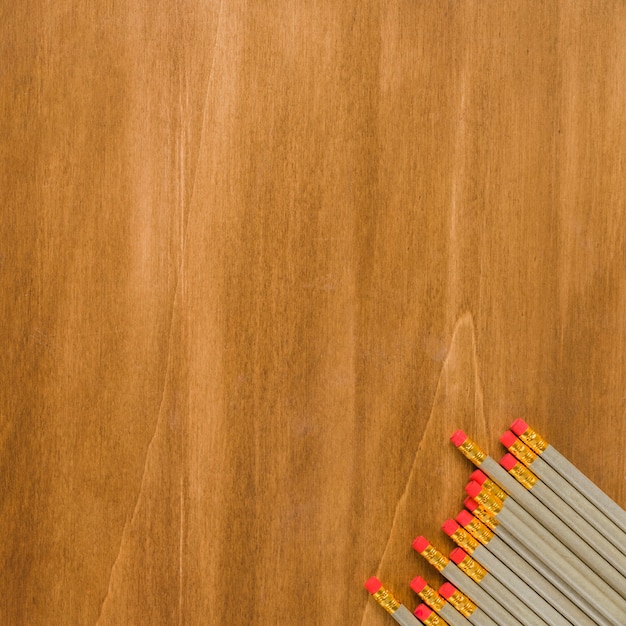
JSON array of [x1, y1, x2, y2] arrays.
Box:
[[2, 2, 626, 624]]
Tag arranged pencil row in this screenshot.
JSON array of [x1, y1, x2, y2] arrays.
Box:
[[365, 420, 626, 626]]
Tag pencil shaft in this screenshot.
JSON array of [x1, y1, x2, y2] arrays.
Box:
[[441, 563, 524, 626], [481, 533, 597, 626], [498, 504, 625, 626], [465, 607, 498, 626], [495, 525, 612, 626], [542, 444, 626, 534], [481, 457, 626, 595], [472, 545, 570, 626], [478, 572, 547, 626], [440, 603, 472, 626], [530, 454, 626, 557], [531, 478, 626, 579]]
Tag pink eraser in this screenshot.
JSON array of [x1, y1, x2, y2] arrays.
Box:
[[500, 453, 517, 471], [449, 547, 467, 564], [450, 430, 468, 447], [464, 497, 478, 512], [442, 519, 459, 536], [465, 480, 482, 498], [456, 510, 474, 527], [439, 582, 456, 599], [470, 469, 488, 485], [414, 604, 433, 620], [410, 576, 427, 593], [413, 536, 430, 553], [500, 430, 518, 448], [511, 419, 529, 435], [365, 576, 382, 594]]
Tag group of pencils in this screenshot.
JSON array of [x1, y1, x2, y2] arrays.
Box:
[[365, 420, 626, 625]]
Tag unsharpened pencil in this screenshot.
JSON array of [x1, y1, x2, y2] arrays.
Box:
[[412, 536, 524, 626], [443, 519, 571, 626], [510, 419, 626, 535], [410, 577, 472, 626], [455, 507, 598, 626], [365, 577, 421, 626], [463, 497, 612, 626], [438, 582, 498, 626], [465, 480, 626, 626], [501, 430, 626, 556], [452, 431, 626, 597], [500, 452, 626, 582], [448, 547, 548, 626]]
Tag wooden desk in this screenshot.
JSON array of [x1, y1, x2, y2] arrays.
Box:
[[1, 2, 625, 624]]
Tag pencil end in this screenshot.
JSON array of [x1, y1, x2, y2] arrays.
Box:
[[364, 576, 382, 594], [510, 418, 529, 435], [450, 430, 467, 447]]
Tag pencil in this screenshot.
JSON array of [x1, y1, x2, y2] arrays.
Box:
[[448, 547, 548, 626], [463, 498, 612, 626], [466, 480, 626, 625], [453, 431, 626, 596], [365, 577, 421, 625], [412, 536, 524, 626], [500, 452, 626, 582], [438, 582, 498, 626], [510, 419, 626, 534], [501, 429, 626, 557], [443, 519, 571, 626], [410, 577, 472, 626], [455, 509, 598, 626]]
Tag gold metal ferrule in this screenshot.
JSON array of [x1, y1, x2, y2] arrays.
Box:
[[451, 528, 479, 553], [423, 612, 449, 626], [483, 478, 507, 502], [508, 438, 538, 466], [474, 489, 503, 515], [418, 584, 446, 612], [372, 586, 401, 615], [464, 518, 495, 545], [457, 437, 487, 467], [518, 425, 548, 455], [456, 555, 488, 583], [446, 590, 477, 617], [420, 544, 449, 572], [508, 462, 538, 490], [472, 505, 499, 530]]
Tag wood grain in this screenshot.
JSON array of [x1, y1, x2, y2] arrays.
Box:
[[2, 2, 626, 624]]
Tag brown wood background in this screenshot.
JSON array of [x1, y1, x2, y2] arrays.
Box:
[[2, 2, 626, 624]]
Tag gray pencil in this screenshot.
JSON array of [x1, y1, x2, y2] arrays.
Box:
[[410, 577, 473, 626], [443, 518, 574, 626], [457, 504, 598, 626], [449, 547, 549, 626], [439, 582, 499, 626], [464, 497, 613, 626], [413, 537, 524, 626], [500, 452, 626, 579], [365, 577, 421, 626], [501, 429, 626, 558], [511, 419, 626, 535], [465, 480, 626, 626], [452, 431, 626, 596]]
